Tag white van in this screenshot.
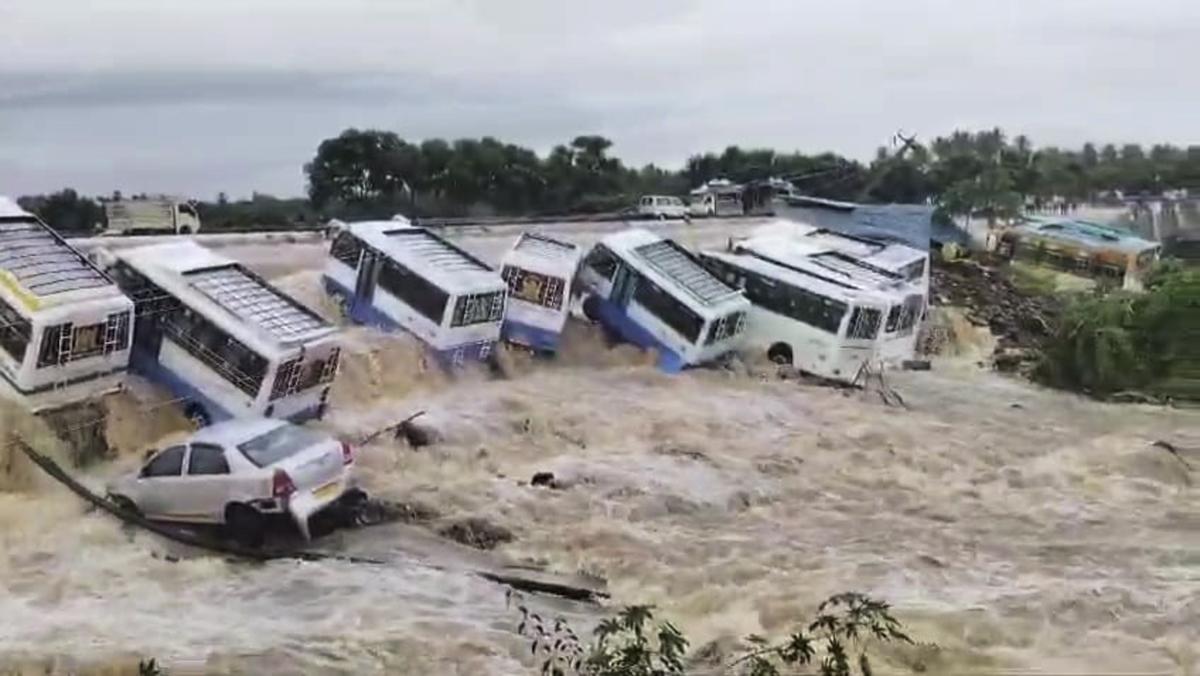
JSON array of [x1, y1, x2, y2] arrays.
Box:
[[637, 195, 688, 220]]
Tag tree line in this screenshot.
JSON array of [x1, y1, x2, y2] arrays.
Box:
[[15, 128, 1200, 233]]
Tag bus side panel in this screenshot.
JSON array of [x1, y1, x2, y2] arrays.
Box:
[[741, 306, 850, 381], [590, 297, 687, 372], [132, 341, 250, 422]]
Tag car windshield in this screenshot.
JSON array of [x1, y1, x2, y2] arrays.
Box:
[[236, 424, 326, 467]]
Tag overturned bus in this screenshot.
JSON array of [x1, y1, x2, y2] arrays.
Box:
[[993, 218, 1160, 290]]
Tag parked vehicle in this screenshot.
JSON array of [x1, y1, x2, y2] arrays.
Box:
[[637, 195, 689, 220], [105, 241, 341, 427], [499, 232, 584, 352], [106, 418, 363, 544], [103, 197, 201, 236], [323, 220, 506, 367], [0, 197, 135, 412], [576, 228, 750, 371]]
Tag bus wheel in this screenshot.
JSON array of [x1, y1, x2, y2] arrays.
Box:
[[184, 402, 212, 429], [768, 343, 793, 366]]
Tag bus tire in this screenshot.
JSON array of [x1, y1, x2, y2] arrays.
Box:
[[581, 295, 602, 323], [184, 402, 212, 429], [225, 504, 266, 548], [768, 343, 794, 366]]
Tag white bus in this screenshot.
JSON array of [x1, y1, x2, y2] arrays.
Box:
[[0, 197, 135, 411], [577, 228, 751, 371], [499, 232, 584, 353], [323, 221, 506, 366], [735, 221, 929, 367], [699, 247, 893, 383], [106, 241, 341, 426]]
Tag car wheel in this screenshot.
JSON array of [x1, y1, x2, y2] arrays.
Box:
[[108, 494, 142, 518], [225, 504, 266, 549], [768, 343, 794, 366], [184, 402, 211, 429]]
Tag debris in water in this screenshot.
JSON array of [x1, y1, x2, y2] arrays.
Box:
[[438, 517, 515, 550], [530, 472, 561, 489]]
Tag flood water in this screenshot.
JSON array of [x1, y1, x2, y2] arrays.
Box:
[[2, 222, 1197, 675]]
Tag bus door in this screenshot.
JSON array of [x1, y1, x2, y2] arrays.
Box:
[[354, 250, 379, 306], [610, 264, 638, 309]]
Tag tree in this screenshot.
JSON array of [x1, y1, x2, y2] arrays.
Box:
[[17, 189, 105, 234]]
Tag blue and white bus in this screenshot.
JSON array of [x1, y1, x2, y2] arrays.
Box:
[[576, 228, 750, 372], [499, 232, 584, 353], [106, 241, 342, 426], [0, 197, 134, 412], [323, 221, 506, 366]]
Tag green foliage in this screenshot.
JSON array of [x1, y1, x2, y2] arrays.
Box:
[[511, 592, 916, 676], [17, 188, 105, 234], [1036, 264, 1200, 399]]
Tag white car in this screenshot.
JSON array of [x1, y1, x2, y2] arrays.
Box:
[[107, 418, 362, 545], [637, 195, 688, 220]]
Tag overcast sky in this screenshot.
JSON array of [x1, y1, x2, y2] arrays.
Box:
[[2, 0, 1197, 198]]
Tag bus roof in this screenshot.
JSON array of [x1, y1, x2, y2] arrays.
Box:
[[1011, 217, 1159, 256], [116, 241, 335, 351], [0, 198, 118, 300], [701, 249, 894, 304], [601, 228, 745, 309], [746, 220, 926, 272], [503, 232, 584, 276], [343, 221, 503, 294]]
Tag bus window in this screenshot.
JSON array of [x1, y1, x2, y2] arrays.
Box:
[[632, 278, 703, 343], [584, 245, 619, 280], [846, 307, 882, 340], [0, 295, 30, 363], [331, 232, 365, 269], [377, 259, 449, 322], [502, 266, 565, 310], [451, 291, 504, 327]]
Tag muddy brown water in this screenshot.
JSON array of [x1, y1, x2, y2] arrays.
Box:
[[2, 224, 1197, 674]]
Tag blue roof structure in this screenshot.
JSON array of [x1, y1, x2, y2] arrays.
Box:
[[779, 196, 968, 251]]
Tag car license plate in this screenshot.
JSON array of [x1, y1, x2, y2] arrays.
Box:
[[313, 480, 341, 500]]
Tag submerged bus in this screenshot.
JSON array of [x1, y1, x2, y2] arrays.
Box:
[[699, 247, 894, 383], [323, 221, 506, 366], [577, 229, 750, 371], [499, 232, 584, 352], [0, 197, 134, 411], [734, 221, 928, 367], [106, 241, 341, 426]]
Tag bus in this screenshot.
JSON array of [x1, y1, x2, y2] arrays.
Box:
[[0, 197, 135, 412], [699, 246, 894, 383], [992, 217, 1161, 290], [106, 241, 342, 426], [498, 232, 584, 353], [576, 228, 751, 371], [323, 221, 506, 366], [734, 221, 929, 367]]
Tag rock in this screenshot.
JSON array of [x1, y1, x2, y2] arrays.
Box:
[[902, 359, 932, 371], [394, 420, 440, 448], [438, 517, 515, 550]]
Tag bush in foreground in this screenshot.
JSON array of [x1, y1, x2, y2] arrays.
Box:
[[511, 592, 915, 676]]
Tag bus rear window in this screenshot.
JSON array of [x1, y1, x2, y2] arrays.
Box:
[[502, 266, 565, 310], [847, 307, 882, 340]]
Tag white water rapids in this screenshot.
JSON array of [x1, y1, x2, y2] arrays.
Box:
[[1, 221, 1197, 675]]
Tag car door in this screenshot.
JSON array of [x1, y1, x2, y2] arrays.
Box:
[[134, 445, 189, 519], [180, 443, 235, 522]]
